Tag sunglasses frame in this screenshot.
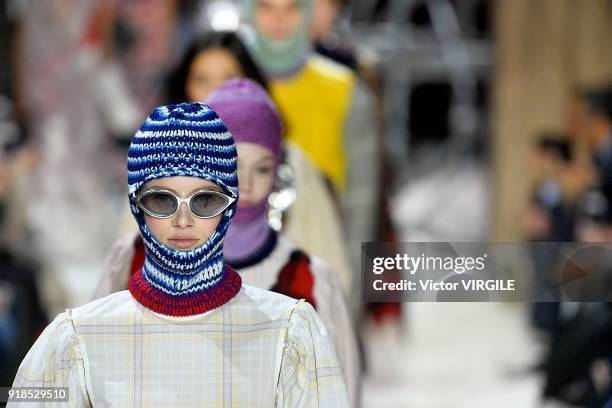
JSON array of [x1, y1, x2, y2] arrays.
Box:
[[136, 188, 236, 219]]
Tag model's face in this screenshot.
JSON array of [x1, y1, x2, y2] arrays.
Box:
[[310, 0, 340, 41], [255, 0, 303, 41], [142, 176, 224, 250], [185, 48, 244, 102], [236, 142, 276, 207]]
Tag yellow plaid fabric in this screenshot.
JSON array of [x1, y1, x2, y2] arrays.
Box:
[[10, 286, 349, 407]]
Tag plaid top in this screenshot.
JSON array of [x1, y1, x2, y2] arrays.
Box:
[[10, 286, 349, 407], [236, 237, 361, 407]]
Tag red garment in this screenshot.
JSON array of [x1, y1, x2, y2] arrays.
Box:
[[129, 265, 242, 317], [366, 231, 402, 324], [129, 237, 317, 309], [271, 251, 317, 309]]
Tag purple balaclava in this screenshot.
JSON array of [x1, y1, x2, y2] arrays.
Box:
[[207, 79, 282, 261]]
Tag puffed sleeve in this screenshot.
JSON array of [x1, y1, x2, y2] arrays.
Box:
[[8, 312, 91, 407], [276, 301, 350, 407]]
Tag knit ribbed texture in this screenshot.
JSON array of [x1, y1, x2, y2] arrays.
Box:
[[127, 102, 240, 316], [207, 78, 282, 160], [129, 265, 242, 317]]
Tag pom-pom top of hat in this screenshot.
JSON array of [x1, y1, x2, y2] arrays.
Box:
[[127, 102, 239, 201]]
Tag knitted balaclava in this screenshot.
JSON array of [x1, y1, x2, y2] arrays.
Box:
[[242, 0, 313, 77], [127, 102, 242, 316], [207, 79, 282, 261]]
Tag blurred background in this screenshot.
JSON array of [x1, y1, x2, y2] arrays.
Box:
[[1, 0, 612, 407]]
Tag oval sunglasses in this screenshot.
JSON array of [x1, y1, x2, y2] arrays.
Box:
[[136, 189, 235, 219]]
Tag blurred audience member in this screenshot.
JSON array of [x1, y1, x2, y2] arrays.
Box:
[[535, 86, 612, 408], [525, 135, 576, 242], [13, 0, 142, 306], [112, 0, 197, 111], [526, 134, 572, 334], [574, 87, 612, 242], [542, 303, 612, 407], [0, 99, 47, 387]]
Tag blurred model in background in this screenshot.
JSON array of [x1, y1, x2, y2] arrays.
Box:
[[0, 99, 47, 387], [242, 0, 381, 302], [112, 0, 199, 111], [164, 30, 268, 104], [13, 0, 142, 308], [309, 0, 402, 324]]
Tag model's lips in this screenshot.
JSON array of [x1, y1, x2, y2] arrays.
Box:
[[168, 238, 199, 249]]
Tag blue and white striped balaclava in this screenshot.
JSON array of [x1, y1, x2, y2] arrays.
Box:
[[127, 103, 239, 298]]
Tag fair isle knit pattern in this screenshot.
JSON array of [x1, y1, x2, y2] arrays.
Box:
[[126, 103, 241, 316]]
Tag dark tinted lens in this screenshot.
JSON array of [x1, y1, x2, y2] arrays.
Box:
[[139, 192, 177, 217], [190, 192, 228, 217]]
